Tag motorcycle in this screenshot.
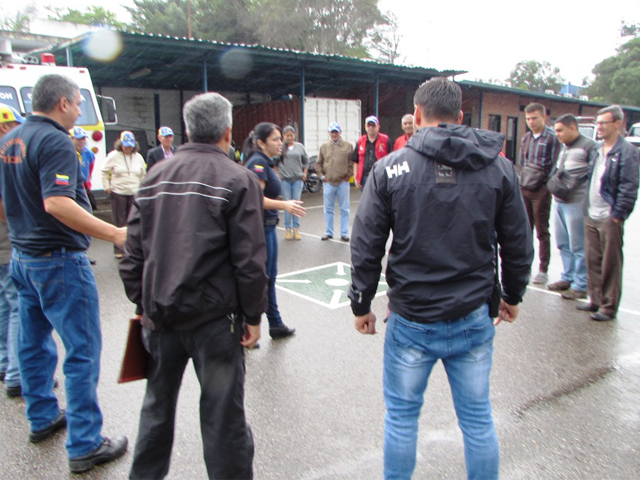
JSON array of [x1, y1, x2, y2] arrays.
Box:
[[303, 156, 321, 193]]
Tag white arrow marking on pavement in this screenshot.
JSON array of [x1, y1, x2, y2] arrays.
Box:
[[329, 289, 343, 307], [336, 263, 346, 275], [276, 279, 312, 284]]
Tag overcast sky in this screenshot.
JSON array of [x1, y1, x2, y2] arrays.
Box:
[[2, 0, 637, 85]]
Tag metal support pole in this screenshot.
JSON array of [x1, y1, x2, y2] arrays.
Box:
[[478, 91, 483, 129], [66, 47, 73, 67], [374, 74, 379, 118], [300, 65, 306, 145], [203, 59, 208, 92]]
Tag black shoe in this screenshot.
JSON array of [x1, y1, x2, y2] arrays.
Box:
[[270, 325, 296, 339], [341, 235, 350, 242], [577, 303, 599, 312], [321, 235, 333, 241], [0, 371, 4, 382], [8, 377, 59, 398], [29, 410, 67, 443], [89, 259, 97, 265], [591, 312, 614, 322], [69, 436, 128, 474]]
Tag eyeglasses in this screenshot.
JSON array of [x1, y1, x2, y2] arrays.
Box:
[[596, 120, 615, 126]]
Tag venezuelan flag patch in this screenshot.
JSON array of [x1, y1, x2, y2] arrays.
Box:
[[55, 174, 70, 186], [253, 164, 265, 173]]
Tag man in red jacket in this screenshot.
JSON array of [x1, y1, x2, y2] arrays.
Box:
[[352, 115, 392, 189]]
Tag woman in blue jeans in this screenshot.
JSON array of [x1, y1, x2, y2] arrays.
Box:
[[276, 126, 309, 240], [245, 123, 306, 339]]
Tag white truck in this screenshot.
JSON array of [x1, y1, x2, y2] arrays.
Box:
[[0, 48, 116, 190]]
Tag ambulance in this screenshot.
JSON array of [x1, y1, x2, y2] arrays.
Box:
[[0, 52, 117, 191]]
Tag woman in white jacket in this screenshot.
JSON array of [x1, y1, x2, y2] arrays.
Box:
[[102, 131, 146, 258]]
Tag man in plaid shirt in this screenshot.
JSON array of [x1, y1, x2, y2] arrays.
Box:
[[519, 103, 560, 284]]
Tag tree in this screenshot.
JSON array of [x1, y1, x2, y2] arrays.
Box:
[[0, 4, 37, 32], [126, 0, 386, 58], [127, 0, 254, 43], [46, 6, 126, 29], [366, 11, 402, 64], [505, 60, 564, 93], [585, 37, 640, 105]]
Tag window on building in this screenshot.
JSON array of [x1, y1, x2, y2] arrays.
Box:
[[488, 114, 501, 132]]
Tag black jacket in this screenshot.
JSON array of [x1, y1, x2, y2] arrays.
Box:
[[146, 145, 177, 171], [119, 143, 268, 330], [349, 124, 533, 323], [587, 135, 639, 220]]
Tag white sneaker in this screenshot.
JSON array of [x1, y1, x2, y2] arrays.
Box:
[[532, 272, 548, 284]]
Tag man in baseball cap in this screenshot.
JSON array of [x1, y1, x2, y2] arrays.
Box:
[[0, 104, 24, 136], [315, 122, 354, 241], [0, 103, 24, 400], [352, 115, 392, 190], [147, 126, 176, 171]]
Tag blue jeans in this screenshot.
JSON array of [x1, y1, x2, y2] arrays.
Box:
[[282, 179, 303, 229], [0, 262, 20, 387], [553, 201, 587, 291], [264, 225, 283, 328], [383, 305, 498, 480], [10, 249, 104, 458], [323, 181, 350, 237]]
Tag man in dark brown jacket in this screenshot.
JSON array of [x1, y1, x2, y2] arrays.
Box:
[[120, 92, 267, 479]]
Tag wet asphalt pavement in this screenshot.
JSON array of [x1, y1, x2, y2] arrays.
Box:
[[1, 187, 639, 479]]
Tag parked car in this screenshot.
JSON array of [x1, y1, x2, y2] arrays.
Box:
[[576, 116, 598, 141], [626, 123, 640, 150]]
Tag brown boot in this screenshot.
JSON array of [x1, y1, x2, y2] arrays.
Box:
[[293, 228, 302, 240], [285, 229, 293, 240]]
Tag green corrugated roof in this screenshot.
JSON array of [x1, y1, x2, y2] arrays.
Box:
[[39, 30, 465, 95]]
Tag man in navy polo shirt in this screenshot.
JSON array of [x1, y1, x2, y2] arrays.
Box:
[[0, 74, 128, 474]]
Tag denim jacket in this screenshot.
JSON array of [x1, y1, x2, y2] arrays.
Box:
[[587, 135, 639, 220]]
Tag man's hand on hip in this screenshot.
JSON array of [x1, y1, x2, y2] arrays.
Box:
[[355, 311, 377, 334]]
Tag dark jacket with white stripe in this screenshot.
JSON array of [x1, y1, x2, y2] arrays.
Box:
[[119, 143, 268, 330], [349, 124, 533, 323]]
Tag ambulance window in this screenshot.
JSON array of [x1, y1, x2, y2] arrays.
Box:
[[0, 87, 21, 112], [20, 87, 98, 125]]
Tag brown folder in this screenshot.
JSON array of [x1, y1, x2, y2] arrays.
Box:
[[118, 318, 149, 384]]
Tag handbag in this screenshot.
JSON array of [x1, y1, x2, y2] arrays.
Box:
[[519, 164, 546, 191], [546, 170, 586, 200]]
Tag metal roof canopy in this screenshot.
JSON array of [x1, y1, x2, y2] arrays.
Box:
[[43, 31, 465, 98]]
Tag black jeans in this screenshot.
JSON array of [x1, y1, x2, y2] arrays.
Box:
[[129, 316, 254, 479], [110, 192, 134, 255]]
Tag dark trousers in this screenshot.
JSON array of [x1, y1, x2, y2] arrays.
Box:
[[110, 192, 134, 254], [521, 185, 551, 273], [129, 318, 254, 480], [584, 216, 624, 316]]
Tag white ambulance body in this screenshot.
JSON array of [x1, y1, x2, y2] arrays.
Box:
[[0, 54, 115, 191]]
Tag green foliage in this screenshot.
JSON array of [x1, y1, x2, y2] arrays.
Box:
[[505, 60, 564, 93], [0, 4, 36, 32], [127, 0, 386, 58], [586, 37, 640, 105], [46, 6, 126, 29]]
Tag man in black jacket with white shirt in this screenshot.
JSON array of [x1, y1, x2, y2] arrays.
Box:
[[349, 78, 533, 480], [120, 92, 267, 479]]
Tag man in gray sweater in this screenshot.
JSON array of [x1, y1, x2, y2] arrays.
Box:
[[547, 114, 598, 299]]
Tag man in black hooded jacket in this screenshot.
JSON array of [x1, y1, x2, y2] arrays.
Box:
[[349, 77, 533, 480]]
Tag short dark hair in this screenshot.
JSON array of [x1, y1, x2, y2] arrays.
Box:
[[554, 114, 578, 128], [413, 77, 461, 123], [597, 105, 624, 122], [524, 103, 546, 115], [32, 74, 79, 113]]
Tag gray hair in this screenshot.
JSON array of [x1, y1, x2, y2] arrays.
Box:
[[183, 92, 233, 144], [401, 114, 414, 123], [32, 74, 79, 113], [597, 105, 624, 122]]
